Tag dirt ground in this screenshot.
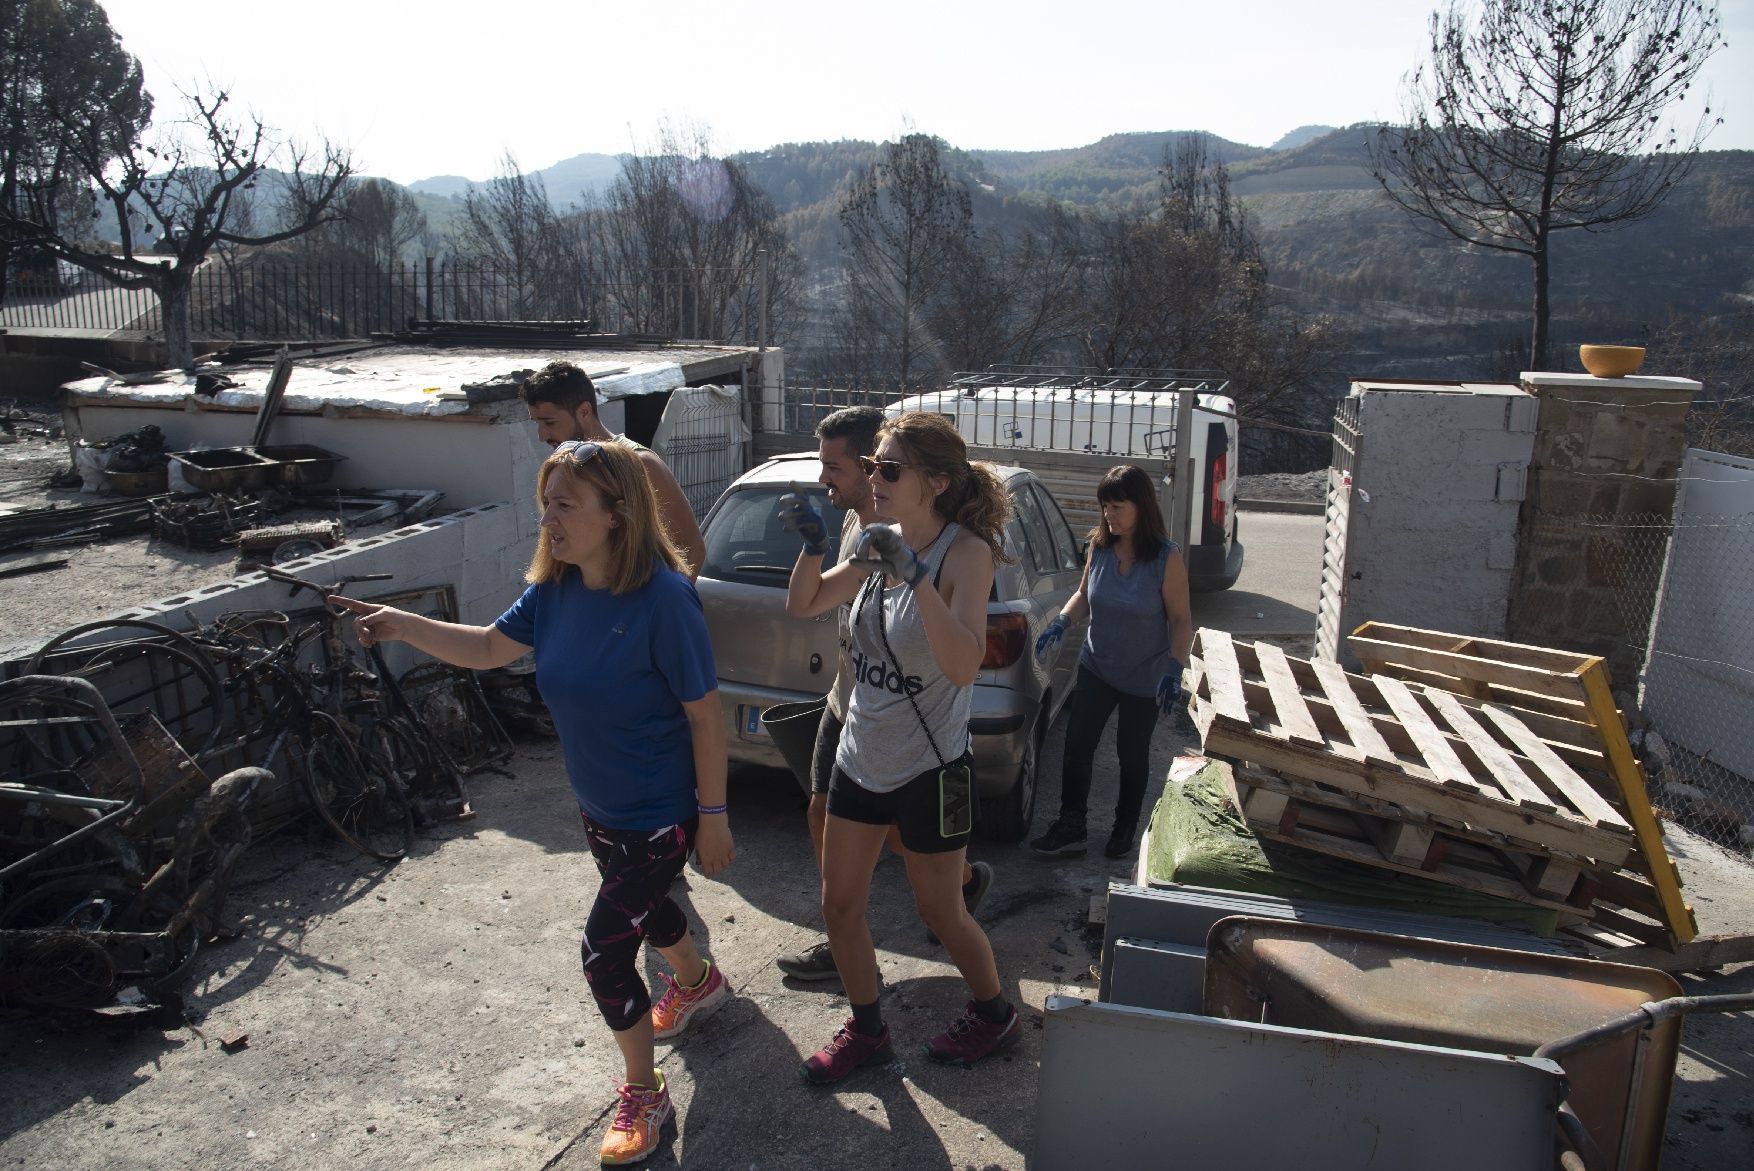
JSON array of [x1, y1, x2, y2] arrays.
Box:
[[2, 420, 1751, 1169]]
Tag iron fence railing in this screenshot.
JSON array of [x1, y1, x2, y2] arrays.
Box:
[[768, 370, 1223, 460], [0, 260, 761, 345]]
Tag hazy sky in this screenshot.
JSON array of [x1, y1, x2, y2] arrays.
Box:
[[97, 0, 1754, 184]]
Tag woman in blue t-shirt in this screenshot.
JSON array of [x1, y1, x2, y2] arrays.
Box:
[[1029, 464, 1194, 860], [332, 439, 732, 1166]]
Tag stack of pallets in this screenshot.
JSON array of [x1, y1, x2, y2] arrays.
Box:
[[1188, 623, 1698, 952]]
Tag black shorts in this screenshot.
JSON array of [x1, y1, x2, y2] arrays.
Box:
[[810, 707, 843, 796], [827, 754, 974, 854]]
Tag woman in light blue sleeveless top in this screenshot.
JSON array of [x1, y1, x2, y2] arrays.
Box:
[[1030, 465, 1193, 859], [781, 412, 1023, 1083]]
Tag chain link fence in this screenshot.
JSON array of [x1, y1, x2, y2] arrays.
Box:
[[1519, 506, 1754, 858]]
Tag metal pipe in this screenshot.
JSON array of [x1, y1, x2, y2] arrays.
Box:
[[1556, 1103, 1608, 1171], [757, 249, 768, 352], [1534, 993, 1754, 1064]]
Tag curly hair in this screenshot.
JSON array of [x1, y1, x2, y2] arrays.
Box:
[[880, 411, 1013, 561]]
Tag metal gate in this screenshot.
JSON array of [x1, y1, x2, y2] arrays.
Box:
[[1315, 395, 1361, 662], [651, 384, 750, 515]]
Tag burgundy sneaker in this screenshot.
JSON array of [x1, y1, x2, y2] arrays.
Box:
[[800, 1019, 893, 1084], [925, 1001, 1021, 1067]]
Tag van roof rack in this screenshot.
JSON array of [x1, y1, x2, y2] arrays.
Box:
[[946, 365, 1230, 396]]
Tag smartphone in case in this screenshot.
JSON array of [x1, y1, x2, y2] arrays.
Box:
[[938, 761, 973, 838]]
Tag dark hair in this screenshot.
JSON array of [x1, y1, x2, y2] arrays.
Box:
[[881, 411, 1013, 561], [1091, 464, 1169, 562], [814, 405, 883, 459], [520, 360, 597, 412]]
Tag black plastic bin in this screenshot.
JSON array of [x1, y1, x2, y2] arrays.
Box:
[[760, 697, 828, 794]]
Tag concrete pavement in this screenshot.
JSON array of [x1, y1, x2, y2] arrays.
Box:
[[0, 514, 1330, 1170]]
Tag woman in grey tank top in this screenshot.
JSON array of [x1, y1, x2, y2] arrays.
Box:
[[1030, 464, 1194, 860], [781, 412, 1024, 1082]]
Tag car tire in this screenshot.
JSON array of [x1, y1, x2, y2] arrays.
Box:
[[979, 709, 1043, 843]]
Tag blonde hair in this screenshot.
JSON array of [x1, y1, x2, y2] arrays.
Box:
[[526, 440, 686, 593], [881, 411, 1013, 561]]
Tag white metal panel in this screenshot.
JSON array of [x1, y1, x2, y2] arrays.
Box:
[[1643, 448, 1754, 779], [1037, 996, 1562, 1170]]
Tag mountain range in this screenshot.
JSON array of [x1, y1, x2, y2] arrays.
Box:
[[394, 125, 1753, 382]]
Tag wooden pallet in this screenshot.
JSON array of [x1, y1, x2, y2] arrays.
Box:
[[1225, 765, 1591, 913], [1349, 622, 1698, 950], [1189, 630, 1637, 867]]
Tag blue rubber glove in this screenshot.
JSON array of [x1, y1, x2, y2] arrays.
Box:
[[849, 524, 926, 586], [1156, 660, 1184, 715], [1034, 615, 1067, 664], [774, 489, 829, 556]]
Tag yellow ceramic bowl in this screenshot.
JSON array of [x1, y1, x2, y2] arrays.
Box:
[[1579, 344, 1646, 378]]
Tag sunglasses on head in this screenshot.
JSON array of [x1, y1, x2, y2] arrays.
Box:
[[858, 455, 913, 483], [553, 439, 604, 465]]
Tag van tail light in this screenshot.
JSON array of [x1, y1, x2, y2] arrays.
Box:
[[1209, 449, 1229, 530], [982, 612, 1028, 669]]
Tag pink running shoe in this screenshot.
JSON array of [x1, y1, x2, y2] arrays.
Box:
[[800, 1019, 893, 1084], [924, 1001, 1020, 1067]]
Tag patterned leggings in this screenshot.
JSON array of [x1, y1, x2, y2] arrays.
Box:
[[579, 812, 696, 1032]]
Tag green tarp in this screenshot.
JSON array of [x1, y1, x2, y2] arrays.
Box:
[[1143, 756, 1560, 935]]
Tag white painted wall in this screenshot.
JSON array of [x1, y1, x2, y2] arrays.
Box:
[[63, 401, 539, 513]]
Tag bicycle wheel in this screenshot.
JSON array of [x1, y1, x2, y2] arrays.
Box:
[[301, 712, 412, 863], [373, 711, 471, 822], [24, 625, 226, 759], [0, 874, 195, 997]]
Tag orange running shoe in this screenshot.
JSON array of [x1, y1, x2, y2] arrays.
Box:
[[651, 960, 730, 1041], [599, 1073, 673, 1165]]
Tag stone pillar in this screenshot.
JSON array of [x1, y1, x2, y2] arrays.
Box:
[[1506, 371, 1699, 686]]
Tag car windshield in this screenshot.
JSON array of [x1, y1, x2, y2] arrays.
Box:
[[702, 484, 848, 587]]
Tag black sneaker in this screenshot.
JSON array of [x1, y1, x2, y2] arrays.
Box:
[[1030, 821, 1087, 857], [963, 860, 994, 915], [1103, 823, 1138, 859], [928, 860, 995, 945], [775, 940, 840, 982]]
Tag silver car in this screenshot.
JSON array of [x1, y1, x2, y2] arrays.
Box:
[[696, 452, 1087, 841]]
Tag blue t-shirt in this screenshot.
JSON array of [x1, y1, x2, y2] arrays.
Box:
[[494, 566, 717, 829]]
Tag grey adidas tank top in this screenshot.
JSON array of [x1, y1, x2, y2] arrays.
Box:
[[835, 522, 971, 792]]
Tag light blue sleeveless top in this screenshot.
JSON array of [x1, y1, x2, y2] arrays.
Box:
[[1079, 542, 1175, 698]]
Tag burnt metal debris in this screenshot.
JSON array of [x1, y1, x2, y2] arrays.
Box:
[[0, 497, 160, 555], [0, 675, 264, 1010], [1, 576, 517, 1014]]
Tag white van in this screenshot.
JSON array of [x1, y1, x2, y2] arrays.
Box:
[[890, 369, 1244, 591]]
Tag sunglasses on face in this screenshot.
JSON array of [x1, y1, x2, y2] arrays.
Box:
[[858, 455, 913, 483], [554, 439, 604, 465]]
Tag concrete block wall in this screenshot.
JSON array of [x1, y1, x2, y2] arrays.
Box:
[[1506, 372, 1699, 683], [17, 505, 531, 670], [1328, 382, 1534, 661]]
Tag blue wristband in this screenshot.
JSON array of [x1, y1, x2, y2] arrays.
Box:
[[697, 803, 727, 816]]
